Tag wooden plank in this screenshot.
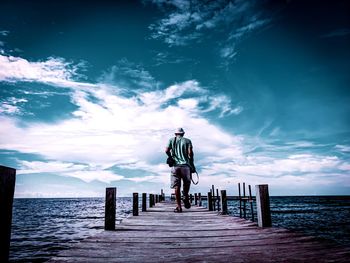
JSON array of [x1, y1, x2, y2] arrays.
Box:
[[50, 243, 349, 263], [47, 200, 350, 263]]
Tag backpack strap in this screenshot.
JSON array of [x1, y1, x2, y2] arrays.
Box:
[[171, 136, 177, 157]]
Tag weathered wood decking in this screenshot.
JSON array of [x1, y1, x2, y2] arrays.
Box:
[[48, 201, 349, 263]]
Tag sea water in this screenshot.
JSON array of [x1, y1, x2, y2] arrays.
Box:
[[9, 196, 350, 262]]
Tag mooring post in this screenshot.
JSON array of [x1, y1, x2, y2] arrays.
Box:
[[156, 194, 159, 203], [105, 187, 116, 231], [198, 193, 202, 206], [161, 189, 164, 202], [238, 183, 242, 218], [133, 193, 139, 216], [216, 188, 220, 211], [256, 184, 271, 227], [142, 193, 147, 212], [0, 165, 16, 263], [243, 182, 246, 219], [220, 190, 228, 215], [149, 194, 153, 207], [194, 193, 198, 205], [208, 192, 213, 211], [249, 185, 254, 222], [211, 185, 215, 211], [190, 194, 193, 204]]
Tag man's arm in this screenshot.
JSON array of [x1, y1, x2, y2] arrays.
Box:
[[165, 138, 173, 157], [188, 145, 196, 172], [165, 147, 172, 157], [188, 146, 193, 160]]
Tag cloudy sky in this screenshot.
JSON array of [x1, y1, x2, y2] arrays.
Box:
[[0, 0, 349, 197]]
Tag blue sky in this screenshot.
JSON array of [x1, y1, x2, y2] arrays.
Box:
[[0, 0, 349, 197]]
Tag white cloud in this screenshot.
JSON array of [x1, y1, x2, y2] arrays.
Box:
[[17, 160, 124, 183], [202, 154, 342, 178], [0, 97, 28, 115], [147, 0, 272, 50], [229, 18, 271, 41], [18, 160, 88, 174], [203, 95, 242, 117], [1, 53, 348, 195], [220, 46, 237, 59], [67, 170, 123, 183], [178, 98, 199, 110], [0, 30, 9, 36], [99, 59, 159, 90], [0, 54, 94, 90], [0, 103, 21, 114], [335, 145, 350, 152], [0, 55, 72, 82], [0, 56, 244, 185]]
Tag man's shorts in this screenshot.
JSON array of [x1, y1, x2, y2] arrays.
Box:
[[170, 165, 191, 189]]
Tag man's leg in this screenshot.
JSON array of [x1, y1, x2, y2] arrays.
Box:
[[171, 167, 182, 211], [183, 183, 190, 198], [174, 186, 182, 210], [182, 166, 191, 209]]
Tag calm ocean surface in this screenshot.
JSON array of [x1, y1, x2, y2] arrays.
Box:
[[10, 196, 350, 262]]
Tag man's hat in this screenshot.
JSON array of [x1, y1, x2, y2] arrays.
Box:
[[175, 127, 185, 134]]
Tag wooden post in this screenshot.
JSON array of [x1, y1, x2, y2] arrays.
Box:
[[220, 190, 228, 215], [211, 185, 215, 211], [104, 187, 116, 231], [149, 194, 153, 207], [133, 193, 139, 216], [194, 193, 198, 205], [198, 193, 202, 206], [142, 193, 147, 212], [216, 188, 220, 211], [0, 165, 16, 263], [161, 189, 164, 202], [249, 185, 254, 222], [155, 194, 159, 203], [238, 183, 242, 218], [208, 192, 213, 211], [256, 185, 272, 227], [190, 194, 193, 204], [243, 182, 246, 219]]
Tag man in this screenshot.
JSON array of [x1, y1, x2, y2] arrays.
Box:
[[165, 128, 194, 212]]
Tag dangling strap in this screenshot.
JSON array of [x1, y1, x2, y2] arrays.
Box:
[[171, 137, 177, 159], [191, 172, 199, 185]]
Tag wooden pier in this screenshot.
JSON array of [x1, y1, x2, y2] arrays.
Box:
[[48, 200, 350, 263]]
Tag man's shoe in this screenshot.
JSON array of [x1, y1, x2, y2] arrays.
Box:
[[174, 207, 182, 213], [184, 196, 191, 209]]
